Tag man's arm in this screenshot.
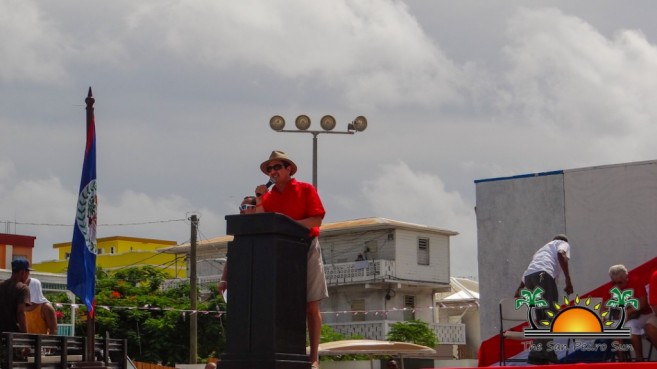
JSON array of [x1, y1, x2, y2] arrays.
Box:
[[16, 302, 28, 333], [42, 303, 58, 335], [296, 216, 322, 229], [558, 251, 573, 295]]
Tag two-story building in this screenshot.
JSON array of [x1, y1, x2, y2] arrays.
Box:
[[162, 217, 465, 347], [0, 232, 36, 268], [33, 236, 186, 278]]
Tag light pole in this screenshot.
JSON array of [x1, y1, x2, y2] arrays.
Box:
[[269, 115, 367, 189]]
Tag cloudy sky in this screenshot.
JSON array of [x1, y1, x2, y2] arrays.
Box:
[[2, 0, 657, 278]]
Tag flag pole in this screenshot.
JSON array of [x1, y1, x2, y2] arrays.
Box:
[[84, 87, 97, 364], [68, 87, 104, 368]]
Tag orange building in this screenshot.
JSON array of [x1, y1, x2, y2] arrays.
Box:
[[0, 232, 36, 269]]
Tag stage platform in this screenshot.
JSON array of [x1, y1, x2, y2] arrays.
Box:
[[427, 363, 657, 369]]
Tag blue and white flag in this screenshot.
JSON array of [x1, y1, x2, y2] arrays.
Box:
[[67, 87, 98, 317]]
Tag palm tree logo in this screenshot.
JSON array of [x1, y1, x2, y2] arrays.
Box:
[[514, 287, 632, 338], [515, 287, 548, 330], [604, 287, 638, 329]]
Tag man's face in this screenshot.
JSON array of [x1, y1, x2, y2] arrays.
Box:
[[18, 269, 30, 283], [611, 272, 628, 289], [265, 160, 290, 183], [239, 199, 256, 215]]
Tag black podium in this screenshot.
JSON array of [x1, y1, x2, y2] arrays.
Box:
[[219, 213, 312, 369]]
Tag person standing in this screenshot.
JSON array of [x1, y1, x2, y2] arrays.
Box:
[[25, 277, 58, 335], [514, 234, 573, 365], [0, 259, 32, 333], [254, 150, 328, 369]]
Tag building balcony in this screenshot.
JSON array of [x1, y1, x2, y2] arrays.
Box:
[[325, 320, 466, 345], [324, 259, 395, 286]]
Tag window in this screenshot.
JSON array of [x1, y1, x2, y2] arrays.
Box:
[[65, 252, 71, 260], [12, 255, 27, 261], [403, 295, 416, 321], [110, 246, 116, 254], [351, 299, 366, 322], [364, 240, 378, 260], [417, 237, 430, 265], [97, 248, 104, 255]]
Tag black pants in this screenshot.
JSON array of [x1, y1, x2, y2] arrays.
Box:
[[524, 271, 559, 362]]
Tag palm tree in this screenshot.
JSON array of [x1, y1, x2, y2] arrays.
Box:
[[516, 287, 548, 329], [605, 287, 638, 329]]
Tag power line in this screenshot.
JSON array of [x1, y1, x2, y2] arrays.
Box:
[[4, 218, 187, 227]]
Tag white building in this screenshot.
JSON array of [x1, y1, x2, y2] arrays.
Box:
[[164, 217, 466, 347]]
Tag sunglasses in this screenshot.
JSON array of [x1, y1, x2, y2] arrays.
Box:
[[265, 163, 285, 173], [239, 204, 256, 211]]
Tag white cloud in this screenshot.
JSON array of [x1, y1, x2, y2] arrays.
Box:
[[501, 8, 657, 139], [0, 0, 70, 83], [0, 171, 223, 263], [121, 0, 466, 109], [361, 161, 477, 277]]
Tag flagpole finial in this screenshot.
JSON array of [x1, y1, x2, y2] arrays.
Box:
[[86, 87, 95, 107]]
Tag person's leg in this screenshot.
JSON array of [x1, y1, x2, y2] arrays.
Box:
[[646, 316, 657, 357], [307, 300, 322, 366], [625, 314, 651, 361], [524, 272, 559, 364]]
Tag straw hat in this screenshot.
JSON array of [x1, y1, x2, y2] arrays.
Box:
[[260, 150, 297, 176]]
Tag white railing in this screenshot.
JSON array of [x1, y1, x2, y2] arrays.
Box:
[[326, 320, 466, 344], [161, 275, 221, 292], [324, 259, 395, 286], [431, 323, 466, 344]]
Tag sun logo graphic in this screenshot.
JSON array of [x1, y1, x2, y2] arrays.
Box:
[[515, 287, 632, 338]]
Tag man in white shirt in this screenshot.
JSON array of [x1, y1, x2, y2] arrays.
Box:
[[515, 234, 574, 364]]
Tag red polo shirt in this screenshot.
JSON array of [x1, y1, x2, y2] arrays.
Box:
[[262, 178, 325, 221]]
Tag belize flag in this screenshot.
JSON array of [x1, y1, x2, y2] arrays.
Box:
[[67, 87, 98, 318]]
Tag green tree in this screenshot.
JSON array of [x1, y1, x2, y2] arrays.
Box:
[[386, 320, 437, 348], [69, 266, 226, 365]]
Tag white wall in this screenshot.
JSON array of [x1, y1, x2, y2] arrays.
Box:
[[394, 230, 449, 284], [476, 160, 657, 341]]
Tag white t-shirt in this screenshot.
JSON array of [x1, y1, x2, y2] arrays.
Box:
[[522, 240, 570, 282]]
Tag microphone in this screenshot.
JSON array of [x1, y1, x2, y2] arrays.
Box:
[[256, 179, 274, 197]]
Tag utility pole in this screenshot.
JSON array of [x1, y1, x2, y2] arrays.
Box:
[[189, 214, 198, 364]]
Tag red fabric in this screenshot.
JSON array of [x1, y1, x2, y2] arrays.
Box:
[[429, 362, 657, 369], [308, 227, 320, 238], [625, 273, 651, 315], [650, 270, 657, 306], [262, 179, 325, 221]]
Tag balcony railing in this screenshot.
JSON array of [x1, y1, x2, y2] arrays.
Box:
[[161, 275, 221, 292], [325, 320, 466, 344], [324, 259, 395, 286]]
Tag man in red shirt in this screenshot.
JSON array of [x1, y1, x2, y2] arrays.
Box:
[[255, 151, 328, 369]]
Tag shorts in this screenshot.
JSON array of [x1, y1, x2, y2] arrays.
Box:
[[307, 237, 328, 302]]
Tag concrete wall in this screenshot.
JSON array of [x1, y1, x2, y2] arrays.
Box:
[[476, 160, 657, 341]]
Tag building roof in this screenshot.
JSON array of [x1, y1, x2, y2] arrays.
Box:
[[320, 217, 458, 236], [53, 236, 177, 248], [163, 217, 458, 254], [0, 233, 36, 247]]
